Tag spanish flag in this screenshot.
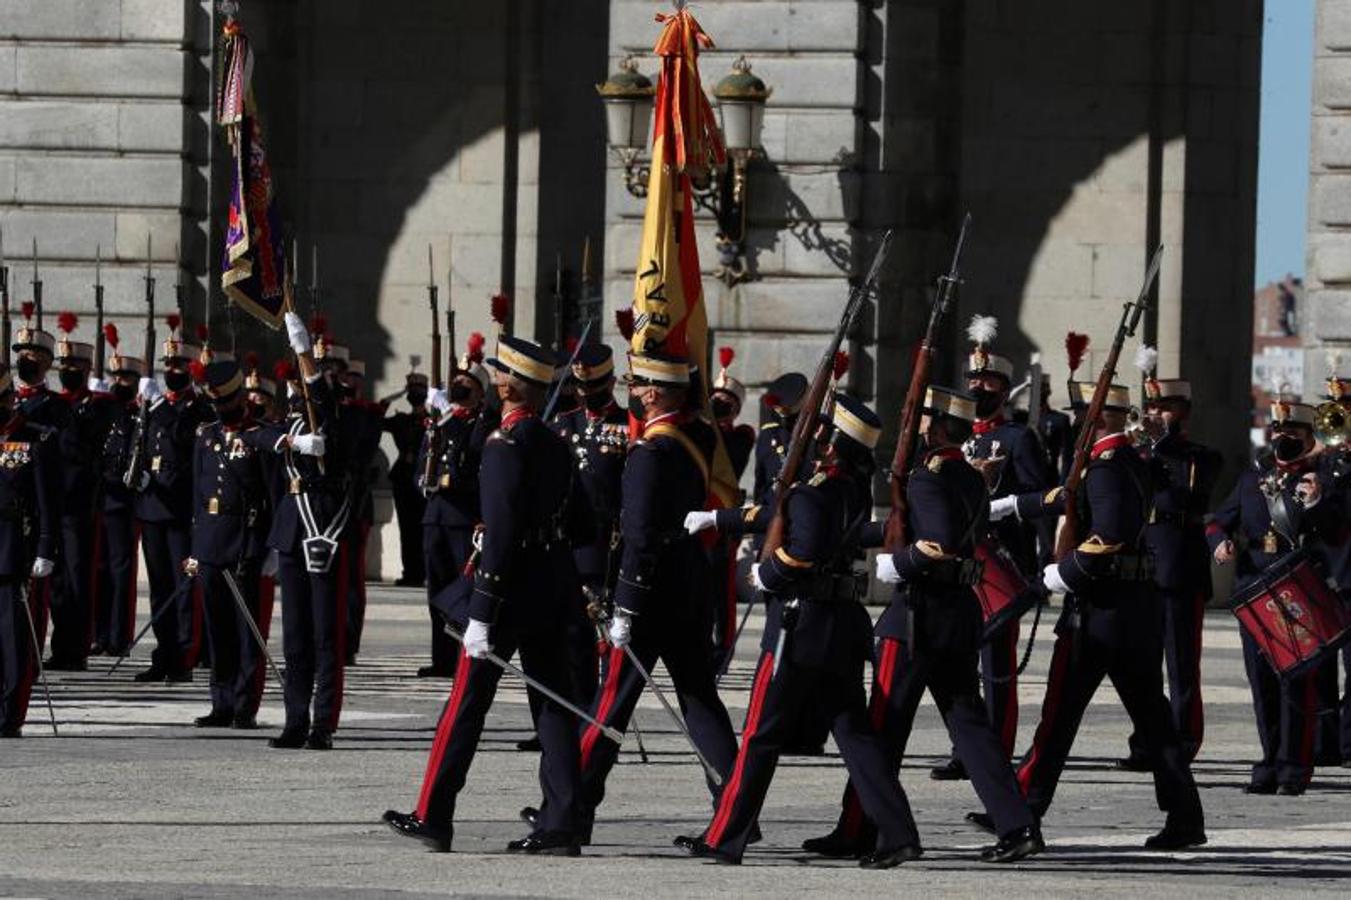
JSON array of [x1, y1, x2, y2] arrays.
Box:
[[630, 6, 738, 506]]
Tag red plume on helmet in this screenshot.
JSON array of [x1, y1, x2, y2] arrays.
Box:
[[614, 308, 635, 342], [564, 335, 579, 354], [718, 346, 735, 370], [1065, 332, 1090, 374], [103, 323, 120, 349], [272, 360, 294, 382], [58, 311, 78, 335], [165, 313, 181, 333], [195, 323, 210, 343], [832, 350, 850, 381], [21, 301, 34, 322], [490, 292, 511, 326], [187, 359, 206, 384], [245, 351, 260, 372], [466, 331, 485, 365]]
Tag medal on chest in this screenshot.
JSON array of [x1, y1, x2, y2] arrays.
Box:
[[0, 441, 32, 469]]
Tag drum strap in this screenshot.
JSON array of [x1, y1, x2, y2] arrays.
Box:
[[1263, 489, 1298, 548]]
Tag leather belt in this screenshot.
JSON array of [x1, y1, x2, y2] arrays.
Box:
[[922, 557, 983, 586], [1107, 553, 1155, 582]]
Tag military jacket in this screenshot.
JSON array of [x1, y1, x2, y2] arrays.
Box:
[[0, 416, 59, 576], [417, 405, 496, 528], [1144, 431, 1223, 591], [191, 419, 274, 566], [135, 389, 213, 523]]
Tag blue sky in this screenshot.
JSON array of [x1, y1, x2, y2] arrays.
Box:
[[1254, 0, 1315, 287]]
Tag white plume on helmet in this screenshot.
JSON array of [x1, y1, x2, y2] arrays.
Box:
[[1133, 344, 1159, 377], [966, 315, 998, 347]]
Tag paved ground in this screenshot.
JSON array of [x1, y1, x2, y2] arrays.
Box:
[[2, 585, 1349, 899]]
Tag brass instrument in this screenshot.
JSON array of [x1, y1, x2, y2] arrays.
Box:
[[1314, 400, 1349, 448]]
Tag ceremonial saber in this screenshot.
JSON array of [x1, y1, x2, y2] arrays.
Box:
[[19, 582, 58, 736], [443, 623, 624, 745], [620, 644, 723, 786], [593, 620, 648, 763], [716, 594, 758, 685], [222, 568, 286, 688], [105, 576, 196, 676], [541, 319, 593, 421]]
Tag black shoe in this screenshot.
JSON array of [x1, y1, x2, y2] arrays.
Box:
[[516, 735, 542, 752], [1144, 823, 1207, 850], [859, 844, 923, 869], [0, 724, 21, 738], [1115, 754, 1152, 772], [802, 829, 869, 859], [383, 810, 452, 852], [345, 652, 357, 667], [194, 710, 234, 728], [519, 806, 540, 829], [684, 839, 741, 865], [417, 665, 453, 678], [1277, 783, 1306, 796], [133, 666, 167, 683], [965, 811, 997, 835], [45, 656, 87, 672], [506, 830, 580, 856], [165, 669, 193, 683], [673, 834, 700, 852], [232, 713, 258, 730], [980, 825, 1045, 863], [395, 577, 425, 588], [930, 758, 968, 781], [1243, 780, 1277, 795], [269, 729, 308, 749], [305, 729, 333, 751]]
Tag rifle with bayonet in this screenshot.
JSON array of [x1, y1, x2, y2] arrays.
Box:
[[552, 251, 565, 352], [428, 245, 442, 390], [94, 245, 106, 379], [31, 239, 43, 331], [0, 228, 10, 373], [445, 248, 457, 380], [123, 236, 156, 489], [1053, 244, 1162, 562], [882, 213, 971, 553], [760, 230, 895, 564]]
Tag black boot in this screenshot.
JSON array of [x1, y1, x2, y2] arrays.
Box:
[[980, 825, 1045, 863], [133, 665, 167, 683], [684, 839, 740, 865], [383, 810, 452, 852], [859, 844, 923, 869], [1143, 822, 1207, 850], [305, 728, 333, 750], [802, 828, 870, 859], [506, 830, 580, 856], [269, 728, 308, 749], [194, 710, 234, 728]]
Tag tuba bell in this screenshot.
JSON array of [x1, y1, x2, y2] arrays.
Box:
[[1314, 401, 1350, 448]]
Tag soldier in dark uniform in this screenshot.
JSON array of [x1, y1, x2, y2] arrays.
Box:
[[1317, 374, 1351, 765], [1206, 399, 1345, 794], [711, 347, 755, 480], [383, 335, 584, 855], [1036, 376, 1074, 480], [752, 372, 808, 507], [334, 355, 383, 664], [708, 347, 756, 669], [132, 321, 211, 681], [1117, 366, 1222, 769], [47, 316, 115, 671], [930, 318, 1055, 781], [265, 315, 351, 750], [95, 338, 146, 657], [381, 368, 431, 588], [416, 349, 494, 677], [683, 394, 970, 868], [185, 360, 275, 730], [0, 370, 60, 738], [796, 387, 1041, 864], [984, 383, 1206, 849]]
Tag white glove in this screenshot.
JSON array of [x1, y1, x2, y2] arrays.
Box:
[[684, 511, 718, 535], [137, 471, 152, 491], [182, 557, 200, 577], [31, 557, 54, 579], [875, 553, 902, 584], [463, 618, 492, 659], [88, 376, 110, 393], [749, 562, 766, 591], [284, 310, 312, 355], [138, 377, 162, 402], [291, 433, 326, 457], [608, 611, 632, 648], [428, 388, 451, 415], [1042, 562, 1069, 595], [989, 495, 1018, 522]]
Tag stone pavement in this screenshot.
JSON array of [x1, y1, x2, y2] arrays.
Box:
[[1, 585, 1349, 899]]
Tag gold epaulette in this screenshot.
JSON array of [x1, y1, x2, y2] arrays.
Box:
[[808, 471, 828, 487], [774, 546, 812, 569], [1077, 535, 1123, 555], [914, 540, 955, 560], [760, 422, 780, 431], [1043, 487, 1064, 505], [741, 505, 761, 524]]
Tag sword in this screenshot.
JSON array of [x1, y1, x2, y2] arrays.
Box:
[[105, 576, 197, 676], [222, 568, 286, 688], [590, 615, 648, 763], [541, 319, 593, 421], [716, 593, 757, 685], [443, 622, 624, 744], [18, 582, 58, 736], [619, 644, 724, 786]]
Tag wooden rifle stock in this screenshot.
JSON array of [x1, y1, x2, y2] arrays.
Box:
[[1052, 244, 1162, 562], [759, 231, 894, 564], [883, 214, 971, 553]]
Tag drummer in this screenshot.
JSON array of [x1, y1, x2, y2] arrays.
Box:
[[1206, 398, 1346, 795]]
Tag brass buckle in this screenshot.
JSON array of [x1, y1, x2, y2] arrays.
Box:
[[150, 456, 162, 473], [208, 497, 220, 515]]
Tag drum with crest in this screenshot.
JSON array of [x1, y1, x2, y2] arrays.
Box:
[[972, 540, 1040, 643], [1231, 549, 1351, 679]]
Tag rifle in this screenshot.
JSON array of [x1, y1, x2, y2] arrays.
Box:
[[428, 244, 442, 389], [760, 230, 894, 563], [0, 227, 10, 372], [31, 239, 43, 331], [287, 244, 325, 475], [173, 244, 186, 343], [1026, 352, 1044, 433], [307, 241, 320, 325], [882, 213, 971, 552], [552, 250, 565, 352], [123, 236, 156, 489], [94, 245, 106, 379], [1052, 244, 1162, 561], [445, 248, 457, 379]]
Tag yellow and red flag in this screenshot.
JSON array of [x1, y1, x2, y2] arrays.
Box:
[[629, 6, 738, 506]]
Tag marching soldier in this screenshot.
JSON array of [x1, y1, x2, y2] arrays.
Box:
[[416, 342, 494, 677], [133, 319, 211, 681], [708, 347, 756, 669], [381, 367, 432, 589], [185, 360, 274, 730], [336, 356, 383, 664], [95, 333, 146, 657], [793, 388, 1042, 864], [0, 370, 60, 737], [264, 315, 350, 750], [48, 315, 115, 670], [984, 382, 1206, 848], [1206, 399, 1344, 794], [681, 394, 952, 868], [710, 347, 755, 480], [1317, 373, 1350, 766], [752, 372, 808, 507], [384, 335, 584, 854], [1036, 375, 1075, 480], [1118, 353, 1222, 768]]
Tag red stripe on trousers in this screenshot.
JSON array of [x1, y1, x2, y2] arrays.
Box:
[[705, 650, 776, 848], [580, 645, 626, 770], [14, 581, 52, 726], [840, 637, 901, 838], [1296, 673, 1316, 787], [182, 579, 205, 669], [1017, 632, 1071, 797], [125, 526, 141, 648], [1186, 588, 1205, 756], [87, 510, 104, 650], [324, 541, 350, 732], [415, 649, 474, 820]]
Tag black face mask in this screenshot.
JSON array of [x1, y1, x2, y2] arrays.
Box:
[[288, 395, 306, 416], [59, 369, 86, 392], [449, 383, 473, 404], [164, 370, 191, 393], [1273, 434, 1306, 463], [711, 397, 735, 420], [972, 388, 1003, 419], [112, 384, 136, 404], [335, 383, 355, 400], [249, 400, 271, 420], [16, 357, 42, 385], [584, 392, 613, 413], [407, 390, 428, 407], [628, 394, 646, 420], [218, 405, 246, 425]]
